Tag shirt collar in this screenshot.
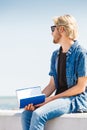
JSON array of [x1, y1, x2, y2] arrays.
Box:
[[57, 40, 79, 56], [66, 40, 78, 56]]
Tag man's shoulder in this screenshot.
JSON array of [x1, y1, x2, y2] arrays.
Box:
[[52, 47, 60, 56], [75, 44, 87, 55], [73, 43, 87, 60]]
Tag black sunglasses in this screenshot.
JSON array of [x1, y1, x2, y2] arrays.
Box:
[[51, 25, 56, 32]]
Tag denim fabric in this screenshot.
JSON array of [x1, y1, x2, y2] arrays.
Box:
[[21, 41, 87, 130], [49, 40, 87, 112], [21, 97, 74, 130], [49, 40, 87, 88]]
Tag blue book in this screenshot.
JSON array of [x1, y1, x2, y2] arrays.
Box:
[[16, 86, 46, 109], [20, 94, 45, 108]]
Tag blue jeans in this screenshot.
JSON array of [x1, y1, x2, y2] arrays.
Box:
[[21, 97, 75, 130]]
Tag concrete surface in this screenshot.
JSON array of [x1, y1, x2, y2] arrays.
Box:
[[0, 110, 87, 130]]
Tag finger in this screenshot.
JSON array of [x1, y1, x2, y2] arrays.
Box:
[[27, 104, 31, 110], [30, 105, 35, 111], [30, 104, 35, 110], [24, 104, 34, 111], [24, 104, 31, 110], [24, 105, 28, 110]]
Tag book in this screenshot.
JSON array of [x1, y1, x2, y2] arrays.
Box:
[[16, 86, 45, 109]]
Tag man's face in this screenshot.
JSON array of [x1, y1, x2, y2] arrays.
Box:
[[51, 26, 62, 44]]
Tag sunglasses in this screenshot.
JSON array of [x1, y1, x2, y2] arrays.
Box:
[[51, 25, 56, 32]]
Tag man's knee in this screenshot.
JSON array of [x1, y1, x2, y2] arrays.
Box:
[[32, 109, 45, 122]]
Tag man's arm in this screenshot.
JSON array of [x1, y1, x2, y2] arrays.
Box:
[[35, 76, 87, 107], [50, 76, 87, 100], [42, 76, 56, 97], [25, 77, 87, 110], [24, 76, 56, 111]]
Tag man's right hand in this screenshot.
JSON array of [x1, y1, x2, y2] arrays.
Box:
[[24, 104, 35, 111]]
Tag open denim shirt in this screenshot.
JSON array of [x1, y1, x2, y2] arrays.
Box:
[[49, 40, 87, 112]]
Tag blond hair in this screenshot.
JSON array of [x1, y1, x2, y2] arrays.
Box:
[[53, 14, 78, 40]]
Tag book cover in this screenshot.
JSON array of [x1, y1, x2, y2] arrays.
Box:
[[20, 94, 45, 108], [16, 86, 45, 108]]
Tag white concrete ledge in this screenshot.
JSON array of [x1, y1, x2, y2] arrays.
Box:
[[0, 110, 22, 130], [0, 110, 87, 130], [45, 113, 87, 130]]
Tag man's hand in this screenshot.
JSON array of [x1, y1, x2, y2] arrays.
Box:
[[24, 97, 53, 111], [24, 104, 35, 111]]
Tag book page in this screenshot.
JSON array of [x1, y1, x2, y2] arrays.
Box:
[[16, 86, 41, 100]]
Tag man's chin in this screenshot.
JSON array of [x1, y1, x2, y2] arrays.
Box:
[[53, 39, 58, 44]]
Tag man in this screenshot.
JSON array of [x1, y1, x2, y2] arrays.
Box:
[[21, 14, 87, 130]]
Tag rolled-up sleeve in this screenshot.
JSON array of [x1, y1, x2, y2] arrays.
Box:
[[49, 53, 55, 76], [49, 51, 57, 76], [77, 52, 87, 77]]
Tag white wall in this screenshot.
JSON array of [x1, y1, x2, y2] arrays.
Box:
[[0, 110, 87, 130]]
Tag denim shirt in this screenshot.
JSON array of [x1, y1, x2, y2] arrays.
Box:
[[49, 40, 87, 112]]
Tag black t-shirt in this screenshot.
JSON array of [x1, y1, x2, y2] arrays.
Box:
[[55, 48, 68, 95]]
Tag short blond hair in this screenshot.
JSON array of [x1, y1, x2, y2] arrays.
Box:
[[53, 14, 78, 40]]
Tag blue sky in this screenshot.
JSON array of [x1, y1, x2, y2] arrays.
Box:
[[0, 0, 87, 96]]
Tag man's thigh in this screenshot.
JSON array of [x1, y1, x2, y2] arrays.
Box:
[[34, 97, 72, 121]]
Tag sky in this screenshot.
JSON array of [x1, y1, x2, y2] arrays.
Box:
[[0, 0, 87, 96]]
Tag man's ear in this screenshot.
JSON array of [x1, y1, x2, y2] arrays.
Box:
[[58, 26, 64, 33]]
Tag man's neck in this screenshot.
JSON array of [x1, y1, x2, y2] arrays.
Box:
[[60, 39, 74, 53]]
